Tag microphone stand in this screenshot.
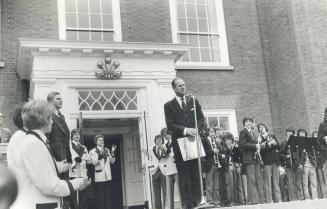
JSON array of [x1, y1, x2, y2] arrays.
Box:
[[143, 111, 154, 209], [296, 145, 305, 200], [189, 93, 213, 209]]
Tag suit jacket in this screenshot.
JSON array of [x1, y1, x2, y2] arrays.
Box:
[[260, 136, 281, 165], [69, 143, 90, 178], [48, 113, 71, 162], [202, 136, 218, 173], [218, 141, 232, 171], [89, 147, 115, 182], [239, 128, 258, 164], [150, 145, 167, 175], [164, 95, 205, 163], [317, 121, 327, 165]]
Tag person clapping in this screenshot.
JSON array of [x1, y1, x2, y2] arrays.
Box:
[[89, 135, 117, 209]]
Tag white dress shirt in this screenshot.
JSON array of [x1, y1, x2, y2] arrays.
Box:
[[175, 95, 186, 109], [8, 129, 70, 209], [175, 95, 189, 136]]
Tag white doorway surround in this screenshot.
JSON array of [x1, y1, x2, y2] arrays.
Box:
[[17, 39, 187, 208]]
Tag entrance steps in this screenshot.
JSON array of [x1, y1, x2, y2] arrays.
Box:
[[212, 199, 327, 209]]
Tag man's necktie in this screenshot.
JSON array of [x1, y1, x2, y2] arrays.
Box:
[[181, 97, 187, 110], [157, 147, 161, 157]]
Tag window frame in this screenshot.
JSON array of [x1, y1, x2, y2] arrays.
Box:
[[203, 109, 238, 137], [169, 0, 231, 70], [57, 0, 122, 41]]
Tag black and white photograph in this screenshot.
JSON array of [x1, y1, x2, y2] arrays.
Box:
[[1, 0, 327, 209]]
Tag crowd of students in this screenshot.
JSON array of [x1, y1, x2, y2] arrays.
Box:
[[151, 113, 327, 208]]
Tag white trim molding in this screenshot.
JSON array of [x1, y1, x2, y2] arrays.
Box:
[[17, 39, 188, 80], [203, 109, 238, 137]]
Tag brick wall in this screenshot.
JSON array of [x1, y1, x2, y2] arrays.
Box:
[[4, 0, 324, 140], [256, 0, 327, 139], [177, 0, 274, 135], [1, 0, 59, 131], [120, 0, 172, 43], [293, 0, 327, 132]]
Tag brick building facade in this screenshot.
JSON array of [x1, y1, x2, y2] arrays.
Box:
[[0, 1, 325, 137], [1, 0, 326, 208]]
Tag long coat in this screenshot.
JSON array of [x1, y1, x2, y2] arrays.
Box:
[[48, 113, 71, 162]]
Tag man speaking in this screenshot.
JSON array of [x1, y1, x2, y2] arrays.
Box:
[[164, 78, 205, 209]]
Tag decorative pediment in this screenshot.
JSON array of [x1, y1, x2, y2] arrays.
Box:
[[17, 39, 188, 80]]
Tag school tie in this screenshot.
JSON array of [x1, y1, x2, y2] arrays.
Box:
[[181, 97, 187, 110]]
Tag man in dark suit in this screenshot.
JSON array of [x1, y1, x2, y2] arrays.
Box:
[[238, 117, 264, 205], [164, 78, 205, 209], [47, 91, 72, 209]]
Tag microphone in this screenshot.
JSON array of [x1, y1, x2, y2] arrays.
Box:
[[186, 90, 195, 97]]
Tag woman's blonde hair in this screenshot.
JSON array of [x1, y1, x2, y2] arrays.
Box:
[[22, 100, 55, 130]]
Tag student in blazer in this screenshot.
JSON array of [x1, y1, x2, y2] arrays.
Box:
[[239, 117, 264, 205], [151, 135, 167, 209], [89, 135, 116, 209]]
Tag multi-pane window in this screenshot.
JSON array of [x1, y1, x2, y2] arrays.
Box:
[[206, 115, 229, 131], [203, 109, 238, 137], [64, 0, 114, 41], [171, 0, 229, 65], [177, 0, 220, 62]]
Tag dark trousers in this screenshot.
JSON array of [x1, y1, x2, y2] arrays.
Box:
[[205, 165, 220, 205], [263, 164, 281, 203], [166, 173, 179, 209], [60, 172, 71, 209], [220, 169, 235, 206], [152, 169, 166, 209], [70, 190, 88, 209], [244, 163, 264, 204], [94, 181, 111, 209], [279, 172, 289, 202], [175, 159, 201, 209], [235, 166, 246, 205], [294, 169, 304, 200], [285, 167, 297, 201]]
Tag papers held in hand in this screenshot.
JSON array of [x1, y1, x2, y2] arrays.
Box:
[[177, 135, 206, 161]]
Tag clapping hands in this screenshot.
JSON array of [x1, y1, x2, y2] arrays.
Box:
[[57, 159, 70, 174], [70, 177, 90, 191], [111, 144, 118, 153]]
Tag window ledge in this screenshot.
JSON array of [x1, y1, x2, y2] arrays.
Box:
[[175, 62, 234, 71]]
